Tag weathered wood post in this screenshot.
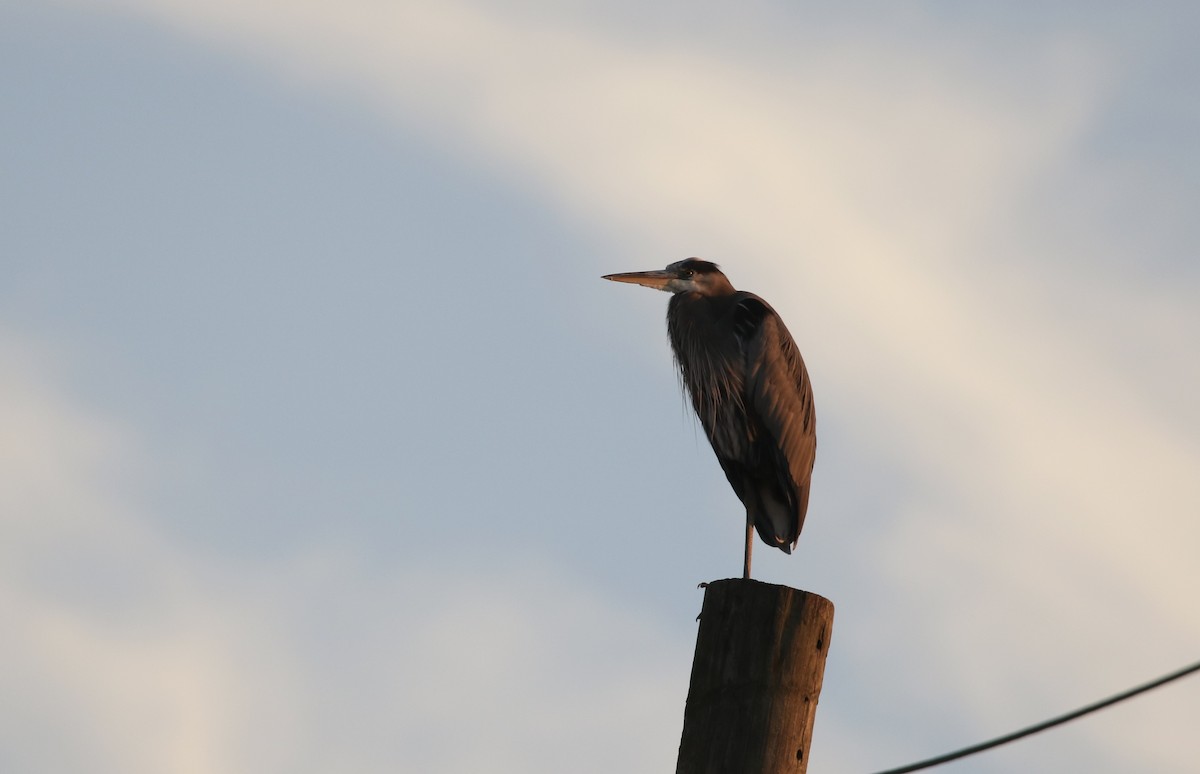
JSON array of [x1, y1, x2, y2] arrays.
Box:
[[676, 579, 835, 774]]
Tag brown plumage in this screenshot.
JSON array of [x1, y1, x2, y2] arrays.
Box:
[[603, 258, 816, 578]]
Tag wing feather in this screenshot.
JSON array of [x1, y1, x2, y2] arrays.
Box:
[[736, 296, 817, 542]]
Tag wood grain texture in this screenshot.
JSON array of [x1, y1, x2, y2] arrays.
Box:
[[676, 579, 834, 774]]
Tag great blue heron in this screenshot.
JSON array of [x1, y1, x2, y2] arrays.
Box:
[[603, 258, 816, 579]]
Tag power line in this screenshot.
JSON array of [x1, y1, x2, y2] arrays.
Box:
[[869, 659, 1200, 774]]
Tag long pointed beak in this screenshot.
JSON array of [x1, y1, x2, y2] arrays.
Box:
[[601, 269, 674, 290]]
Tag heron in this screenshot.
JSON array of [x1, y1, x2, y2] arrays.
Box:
[[603, 258, 816, 579]]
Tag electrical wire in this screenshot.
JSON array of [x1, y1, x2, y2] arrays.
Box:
[[868, 659, 1200, 774]]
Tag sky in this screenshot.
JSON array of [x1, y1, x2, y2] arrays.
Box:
[[2, 1, 1198, 772]]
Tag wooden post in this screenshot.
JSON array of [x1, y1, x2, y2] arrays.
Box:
[[676, 579, 835, 774]]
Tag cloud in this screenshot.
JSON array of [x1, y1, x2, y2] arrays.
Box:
[[25, 1, 1200, 771], [0, 334, 293, 773], [0, 334, 689, 773]]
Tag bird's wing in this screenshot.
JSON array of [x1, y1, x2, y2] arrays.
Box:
[[734, 295, 817, 536]]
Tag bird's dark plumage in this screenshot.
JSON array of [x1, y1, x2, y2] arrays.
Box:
[[603, 258, 816, 577]]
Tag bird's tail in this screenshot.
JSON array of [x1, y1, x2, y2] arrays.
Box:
[[754, 489, 798, 554]]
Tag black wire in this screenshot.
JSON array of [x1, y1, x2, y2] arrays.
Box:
[[869, 659, 1200, 774]]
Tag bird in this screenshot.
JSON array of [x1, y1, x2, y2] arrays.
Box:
[[603, 258, 816, 579]]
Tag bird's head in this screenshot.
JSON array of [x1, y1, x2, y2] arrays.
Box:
[[602, 258, 734, 296]]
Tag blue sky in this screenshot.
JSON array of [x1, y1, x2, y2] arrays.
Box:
[[2, 1, 1198, 772]]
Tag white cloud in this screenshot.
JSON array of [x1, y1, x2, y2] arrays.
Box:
[[29, 1, 1200, 771], [0, 335, 297, 773], [0, 335, 688, 773]]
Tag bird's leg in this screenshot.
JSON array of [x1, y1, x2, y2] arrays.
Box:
[[743, 518, 754, 579]]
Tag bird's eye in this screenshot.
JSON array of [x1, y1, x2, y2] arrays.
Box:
[[680, 270, 694, 279]]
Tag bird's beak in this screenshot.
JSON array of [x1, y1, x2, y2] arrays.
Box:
[[601, 269, 674, 291]]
